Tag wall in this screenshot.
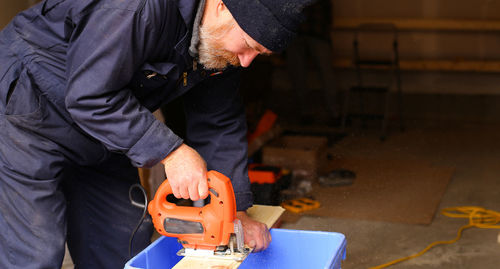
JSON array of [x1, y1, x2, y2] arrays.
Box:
[[332, 0, 500, 59], [333, 0, 500, 19], [0, 1, 31, 29], [331, 0, 500, 95]]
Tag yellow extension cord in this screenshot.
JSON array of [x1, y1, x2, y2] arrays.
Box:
[[369, 206, 500, 269]]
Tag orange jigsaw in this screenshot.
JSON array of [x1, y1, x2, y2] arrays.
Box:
[[148, 170, 249, 260]]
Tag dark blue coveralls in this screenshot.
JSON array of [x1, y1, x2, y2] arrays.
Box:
[[0, 0, 253, 268]]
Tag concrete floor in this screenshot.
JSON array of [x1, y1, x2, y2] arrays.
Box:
[[281, 121, 500, 269]]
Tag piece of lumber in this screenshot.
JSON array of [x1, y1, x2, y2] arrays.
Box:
[[246, 205, 285, 229], [172, 205, 285, 269], [173, 257, 240, 269], [333, 17, 500, 32]]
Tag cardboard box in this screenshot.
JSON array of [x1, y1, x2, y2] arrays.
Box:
[[262, 135, 328, 179]]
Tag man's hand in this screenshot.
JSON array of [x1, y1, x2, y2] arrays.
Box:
[[162, 143, 209, 201], [236, 211, 271, 252]]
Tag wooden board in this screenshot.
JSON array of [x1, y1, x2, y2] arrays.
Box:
[[173, 256, 240, 269], [246, 205, 285, 229], [172, 205, 285, 269]]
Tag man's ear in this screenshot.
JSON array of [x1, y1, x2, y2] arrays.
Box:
[[215, 0, 228, 16], [203, 0, 228, 24]]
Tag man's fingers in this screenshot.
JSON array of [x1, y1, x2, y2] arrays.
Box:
[[257, 224, 271, 252], [264, 229, 271, 248], [257, 231, 269, 252], [162, 143, 208, 200], [171, 185, 181, 199], [188, 183, 200, 201], [245, 224, 270, 252], [170, 174, 207, 201], [254, 241, 264, 252], [198, 178, 209, 199], [179, 185, 190, 200]]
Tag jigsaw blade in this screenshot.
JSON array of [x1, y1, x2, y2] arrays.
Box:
[[233, 219, 245, 253]]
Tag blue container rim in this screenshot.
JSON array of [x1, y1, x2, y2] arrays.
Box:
[[125, 228, 347, 269]]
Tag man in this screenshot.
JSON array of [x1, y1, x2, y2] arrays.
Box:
[[0, 0, 312, 268]]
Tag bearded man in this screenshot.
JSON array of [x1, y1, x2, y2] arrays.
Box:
[[0, 0, 312, 268]]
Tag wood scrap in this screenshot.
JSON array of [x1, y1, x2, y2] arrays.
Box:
[[247, 205, 285, 228]]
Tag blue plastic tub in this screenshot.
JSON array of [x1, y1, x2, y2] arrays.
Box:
[[125, 228, 346, 269]]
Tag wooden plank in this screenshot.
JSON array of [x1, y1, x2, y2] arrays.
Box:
[[246, 205, 286, 229], [333, 17, 500, 32], [332, 58, 500, 73], [173, 205, 285, 269], [173, 257, 240, 269]]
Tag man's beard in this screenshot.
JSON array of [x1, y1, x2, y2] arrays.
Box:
[[198, 20, 240, 70]]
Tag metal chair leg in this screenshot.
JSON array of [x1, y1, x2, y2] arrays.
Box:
[[341, 88, 351, 133]]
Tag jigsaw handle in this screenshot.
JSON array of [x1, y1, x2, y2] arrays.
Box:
[[148, 170, 237, 248]]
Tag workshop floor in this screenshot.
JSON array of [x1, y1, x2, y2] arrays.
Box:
[[281, 121, 500, 269]]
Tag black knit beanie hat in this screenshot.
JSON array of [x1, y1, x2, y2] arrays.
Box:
[[223, 0, 316, 53]]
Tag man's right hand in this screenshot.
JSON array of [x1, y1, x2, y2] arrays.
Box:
[[161, 143, 209, 201]]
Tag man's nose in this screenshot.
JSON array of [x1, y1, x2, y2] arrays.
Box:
[[238, 51, 259, 67]]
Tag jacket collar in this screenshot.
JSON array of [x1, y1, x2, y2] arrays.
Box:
[[188, 0, 205, 58], [174, 0, 200, 66], [177, 0, 199, 29]]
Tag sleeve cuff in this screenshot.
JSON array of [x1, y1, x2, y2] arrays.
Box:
[[127, 119, 183, 168], [235, 191, 254, 211]]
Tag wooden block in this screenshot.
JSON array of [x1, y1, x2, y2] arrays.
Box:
[[173, 257, 240, 269], [262, 136, 328, 179], [172, 205, 285, 269], [247, 205, 285, 229]]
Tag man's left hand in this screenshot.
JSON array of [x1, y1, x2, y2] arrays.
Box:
[[236, 211, 271, 252]]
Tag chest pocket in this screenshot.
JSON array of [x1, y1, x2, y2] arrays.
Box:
[[128, 62, 181, 111], [41, 0, 66, 15], [4, 70, 43, 119]]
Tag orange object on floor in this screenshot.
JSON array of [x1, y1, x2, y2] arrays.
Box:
[[248, 164, 283, 184], [282, 198, 321, 213], [247, 109, 278, 144]]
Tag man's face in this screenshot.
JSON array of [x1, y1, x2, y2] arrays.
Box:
[[198, 9, 271, 70]]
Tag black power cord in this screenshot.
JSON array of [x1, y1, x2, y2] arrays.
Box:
[[128, 184, 148, 259]]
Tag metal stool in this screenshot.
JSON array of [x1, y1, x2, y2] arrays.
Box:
[[341, 23, 404, 140]]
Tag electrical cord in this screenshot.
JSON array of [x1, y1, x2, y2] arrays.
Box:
[[370, 206, 500, 269], [128, 184, 149, 259]]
